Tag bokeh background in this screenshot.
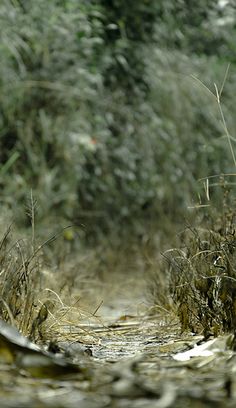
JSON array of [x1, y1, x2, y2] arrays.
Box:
[[0, 0, 236, 240]]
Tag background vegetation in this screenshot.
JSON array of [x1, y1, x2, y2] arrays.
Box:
[[0, 0, 236, 239]]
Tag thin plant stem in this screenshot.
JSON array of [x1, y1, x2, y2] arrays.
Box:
[[191, 64, 236, 168]]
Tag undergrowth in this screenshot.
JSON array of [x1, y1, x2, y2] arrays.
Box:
[[0, 1, 235, 237], [151, 184, 236, 336], [149, 64, 236, 336], [0, 223, 42, 336], [0, 195, 77, 339]]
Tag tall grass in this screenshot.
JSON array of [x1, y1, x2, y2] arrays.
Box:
[[0, 2, 236, 237], [150, 66, 236, 335]]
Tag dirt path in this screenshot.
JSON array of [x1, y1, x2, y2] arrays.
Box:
[[45, 274, 236, 407], [1, 271, 236, 407]]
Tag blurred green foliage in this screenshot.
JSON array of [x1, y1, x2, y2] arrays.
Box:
[[154, 0, 236, 59], [0, 0, 236, 236]]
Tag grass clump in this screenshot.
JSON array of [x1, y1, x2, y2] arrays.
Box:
[[0, 224, 41, 336], [149, 63, 236, 336], [0, 196, 69, 339], [151, 186, 236, 336]]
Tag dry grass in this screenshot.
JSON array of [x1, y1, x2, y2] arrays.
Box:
[[151, 188, 236, 336]]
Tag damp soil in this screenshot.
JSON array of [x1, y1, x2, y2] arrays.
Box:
[[1, 271, 236, 408]]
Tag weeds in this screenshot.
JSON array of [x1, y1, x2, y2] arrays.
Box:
[[0, 193, 73, 338], [1, 2, 235, 237], [0, 224, 40, 335], [151, 187, 236, 335], [149, 66, 236, 336]]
